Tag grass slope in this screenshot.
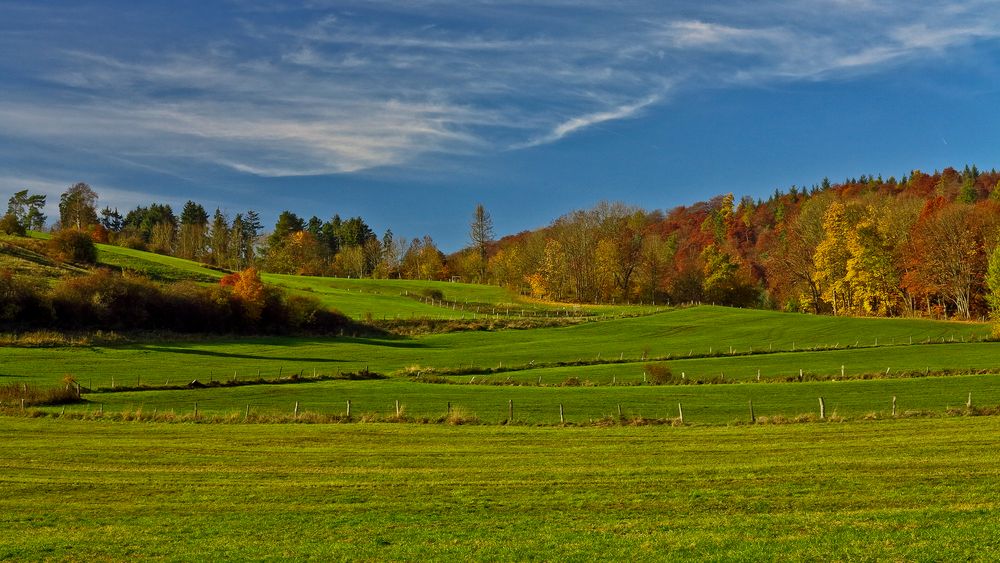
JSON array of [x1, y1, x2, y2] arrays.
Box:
[[95, 244, 225, 283], [2, 417, 998, 560], [0, 306, 986, 387], [19, 231, 661, 318]]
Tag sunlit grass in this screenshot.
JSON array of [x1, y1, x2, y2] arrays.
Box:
[[2, 416, 998, 560]]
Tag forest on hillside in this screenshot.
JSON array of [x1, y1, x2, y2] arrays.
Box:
[[5, 165, 1000, 320], [488, 165, 1000, 320]]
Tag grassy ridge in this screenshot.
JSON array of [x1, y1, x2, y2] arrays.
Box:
[[96, 243, 225, 283], [2, 417, 998, 560]]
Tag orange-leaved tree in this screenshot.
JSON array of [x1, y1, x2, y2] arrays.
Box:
[[224, 267, 266, 322]]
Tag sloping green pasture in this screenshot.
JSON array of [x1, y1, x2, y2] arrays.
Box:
[[96, 243, 225, 283], [263, 274, 662, 318], [0, 307, 988, 388], [2, 417, 999, 560], [1, 305, 996, 423]]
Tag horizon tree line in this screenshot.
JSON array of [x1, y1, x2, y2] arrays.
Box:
[[6, 165, 1000, 321]]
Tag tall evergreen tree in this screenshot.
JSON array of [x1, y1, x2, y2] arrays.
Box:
[[7, 190, 46, 231], [178, 201, 209, 260], [469, 203, 494, 282], [209, 209, 230, 266]]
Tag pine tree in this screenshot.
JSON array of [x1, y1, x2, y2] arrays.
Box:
[[469, 204, 494, 282], [209, 209, 230, 266]]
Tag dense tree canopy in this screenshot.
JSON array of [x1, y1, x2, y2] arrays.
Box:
[[11, 165, 1000, 320]]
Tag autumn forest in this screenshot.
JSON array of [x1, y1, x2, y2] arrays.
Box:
[[6, 165, 1000, 322]]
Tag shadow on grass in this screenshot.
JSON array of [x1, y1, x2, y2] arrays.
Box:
[[137, 345, 349, 363]]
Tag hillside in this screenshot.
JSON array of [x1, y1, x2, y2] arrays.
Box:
[[2, 232, 658, 323]]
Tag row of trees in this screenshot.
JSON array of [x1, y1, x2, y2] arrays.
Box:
[[7, 165, 1000, 320], [2, 182, 466, 282], [483, 166, 1000, 319]]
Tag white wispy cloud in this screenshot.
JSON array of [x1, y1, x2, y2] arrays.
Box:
[[514, 95, 661, 149], [1, 0, 999, 179]]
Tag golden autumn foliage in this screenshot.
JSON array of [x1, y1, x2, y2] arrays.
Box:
[[229, 267, 266, 321]]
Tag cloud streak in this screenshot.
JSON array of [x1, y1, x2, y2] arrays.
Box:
[[514, 95, 662, 149]]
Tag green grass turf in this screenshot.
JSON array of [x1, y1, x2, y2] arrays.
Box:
[[262, 274, 663, 318], [0, 306, 987, 388], [263, 273, 501, 319], [56, 372, 1000, 424], [95, 244, 225, 283], [2, 416, 999, 560]]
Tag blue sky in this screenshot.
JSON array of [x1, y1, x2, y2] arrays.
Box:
[[2, 1, 1000, 250]]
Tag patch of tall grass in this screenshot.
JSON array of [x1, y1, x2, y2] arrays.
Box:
[[0, 382, 81, 406]]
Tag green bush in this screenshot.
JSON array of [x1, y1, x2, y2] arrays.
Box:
[[421, 288, 445, 301]]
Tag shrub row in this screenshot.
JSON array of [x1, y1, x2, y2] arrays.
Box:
[[0, 268, 363, 335]]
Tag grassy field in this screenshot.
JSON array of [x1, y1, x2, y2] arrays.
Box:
[[2, 416, 999, 560], [1, 307, 988, 387], [42, 371, 999, 424], [4, 242, 1000, 558], [3, 303, 996, 423]]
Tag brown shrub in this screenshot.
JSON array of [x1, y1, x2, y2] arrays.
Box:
[[49, 229, 97, 263]]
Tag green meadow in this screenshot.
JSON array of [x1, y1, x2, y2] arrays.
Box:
[[2, 417, 999, 560], [5, 242, 1000, 558]]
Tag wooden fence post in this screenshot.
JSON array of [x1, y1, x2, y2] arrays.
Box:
[[395, 400, 400, 417], [245, 404, 250, 421], [193, 402, 198, 418], [508, 399, 513, 422], [677, 402, 684, 424], [617, 404, 622, 418], [967, 392, 972, 409], [749, 399, 755, 423], [818, 397, 825, 419], [559, 404, 565, 424], [347, 400, 352, 418], [294, 402, 299, 418], [892, 396, 897, 416]]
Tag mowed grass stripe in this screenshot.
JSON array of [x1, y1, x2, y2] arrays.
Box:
[[59, 373, 1000, 423], [1, 417, 998, 559]]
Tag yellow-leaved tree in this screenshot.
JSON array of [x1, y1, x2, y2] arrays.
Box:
[[813, 202, 854, 315], [845, 212, 900, 316]]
